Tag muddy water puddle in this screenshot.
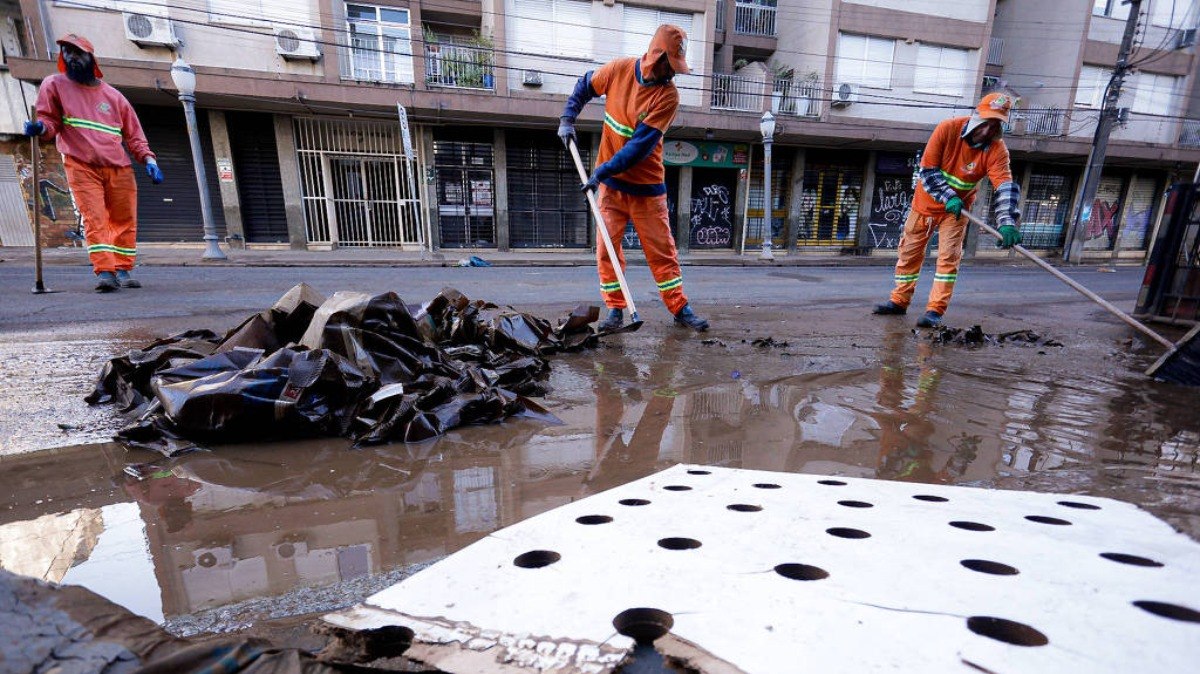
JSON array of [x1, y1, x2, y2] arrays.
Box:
[[1, 325, 1198, 629]]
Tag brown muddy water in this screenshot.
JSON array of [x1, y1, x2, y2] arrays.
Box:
[[1, 307, 1198, 631]]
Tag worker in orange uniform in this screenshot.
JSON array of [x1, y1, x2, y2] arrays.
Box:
[[873, 93, 1022, 327], [557, 24, 708, 332], [25, 34, 162, 293]]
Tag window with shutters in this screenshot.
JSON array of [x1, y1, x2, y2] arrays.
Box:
[[1133, 72, 1181, 115], [1075, 65, 1112, 107], [206, 0, 308, 27], [1093, 0, 1132, 20], [344, 3, 413, 84], [835, 33, 894, 90], [621, 6, 696, 70], [913, 43, 969, 97], [507, 0, 592, 59], [1150, 0, 1196, 27]]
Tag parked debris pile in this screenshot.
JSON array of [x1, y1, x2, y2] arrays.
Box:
[[87, 284, 600, 456], [922, 325, 1066, 348]]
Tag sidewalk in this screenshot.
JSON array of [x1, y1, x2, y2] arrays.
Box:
[[0, 244, 1114, 269]]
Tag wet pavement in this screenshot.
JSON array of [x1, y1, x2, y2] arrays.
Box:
[[1, 263, 1198, 634]]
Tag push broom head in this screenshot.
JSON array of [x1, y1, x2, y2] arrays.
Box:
[[1145, 324, 1200, 385]]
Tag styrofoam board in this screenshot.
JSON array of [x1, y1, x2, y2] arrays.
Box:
[[324, 465, 1200, 673]]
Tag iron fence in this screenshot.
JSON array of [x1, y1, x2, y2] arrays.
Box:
[[734, 1, 777, 37], [426, 44, 495, 90], [987, 37, 1004, 66], [1013, 107, 1065, 136], [774, 78, 821, 118], [1180, 119, 1200, 148], [713, 73, 766, 112], [716, 0, 726, 32]]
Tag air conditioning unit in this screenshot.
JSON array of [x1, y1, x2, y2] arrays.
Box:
[[522, 69, 543, 87], [1176, 27, 1197, 50], [123, 13, 178, 48], [830, 81, 858, 108], [274, 26, 321, 61]]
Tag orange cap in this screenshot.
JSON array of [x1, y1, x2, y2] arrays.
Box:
[[976, 92, 1014, 123], [56, 33, 103, 79], [645, 24, 690, 76]]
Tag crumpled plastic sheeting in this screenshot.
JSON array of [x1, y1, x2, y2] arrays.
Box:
[[87, 284, 600, 456]]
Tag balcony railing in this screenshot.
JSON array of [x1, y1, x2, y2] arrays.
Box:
[[774, 78, 821, 118], [734, 1, 777, 37], [716, 0, 726, 32], [1180, 119, 1200, 148], [713, 73, 766, 112], [1011, 107, 1065, 136], [425, 44, 495, 90], [987, 37, 1004, 66]]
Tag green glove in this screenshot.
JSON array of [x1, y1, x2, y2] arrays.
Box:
[[996, 224, 1021, 248], [944, 196, 964, 217]]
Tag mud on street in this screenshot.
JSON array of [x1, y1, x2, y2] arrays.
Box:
[[1, 264, 1198, 643]]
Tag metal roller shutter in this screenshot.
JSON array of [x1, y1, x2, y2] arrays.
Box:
[[1116, 176, 1158, 251], [226, 112, 288, 243], [134, 104, 226, 243], [507, 134, 590, 248]]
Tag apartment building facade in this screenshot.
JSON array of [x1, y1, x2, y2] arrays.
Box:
[[2, 0, 1198, 262]]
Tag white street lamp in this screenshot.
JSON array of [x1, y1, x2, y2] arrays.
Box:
[[759, 111, 776, 261], [170, 57, 226, 260]]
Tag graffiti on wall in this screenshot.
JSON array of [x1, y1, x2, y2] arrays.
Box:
[[868, 177, 913, 249], [690, 181, 734, 248], [1084, 198, 1121, 245]]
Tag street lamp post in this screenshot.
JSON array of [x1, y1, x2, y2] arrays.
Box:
[[170, 57, 227, 260], [759, 111, 776, 261]]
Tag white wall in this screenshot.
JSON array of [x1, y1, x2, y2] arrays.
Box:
[[842, 0, 992, 23]]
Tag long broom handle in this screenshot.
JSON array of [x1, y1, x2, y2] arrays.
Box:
[[29, 104, 44, 290], [963, 210, 1174, 350], [566, 137, 639, 319]]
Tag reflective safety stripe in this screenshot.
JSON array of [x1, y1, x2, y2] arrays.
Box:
[[600, 281, 622, 293], [656, 276, 683, 292], [603, 113, 635, 139], [88, 243, 137, 256], [940, 170, 976, 191], [933, 273, 958, 283], [64, 116, 122, 136], [894, 274, 920, 284]]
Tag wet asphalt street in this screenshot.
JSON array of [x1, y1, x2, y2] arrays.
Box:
[[1, 260, 1198, 631]]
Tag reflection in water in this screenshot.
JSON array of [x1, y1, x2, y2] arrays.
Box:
[[1, 328, 1198, 623]]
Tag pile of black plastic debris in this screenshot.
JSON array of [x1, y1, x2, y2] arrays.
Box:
[[86, 284, 600, 456], [921, 325, 1065, 348]]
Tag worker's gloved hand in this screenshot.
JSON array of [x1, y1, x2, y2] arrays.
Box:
[[944, 196, 964, 217], [996, 224, 1021, 248], [557, 118, 576, 149], [145, 159, 163, 185], [581, 173, 601, 194], [23, 120, 44, 137]]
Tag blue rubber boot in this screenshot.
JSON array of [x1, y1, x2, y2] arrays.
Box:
[[916, 310, 943, 328], [598, 308, 624, 332], [673, 305, 710, 332]]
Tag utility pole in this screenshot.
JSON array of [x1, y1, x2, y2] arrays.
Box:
[[1065, 0, 1142, 262]]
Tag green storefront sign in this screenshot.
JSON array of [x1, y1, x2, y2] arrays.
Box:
[[663, 140, 749, 168]]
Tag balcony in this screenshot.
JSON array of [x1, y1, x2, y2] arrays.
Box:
[[774, 77, 821, 118], [1180, 119, 1200, 148], [734, 1, 777, 37], [712, 73, 767, 112], [1010, 107, 1066, 136], [987, 37, 1004, 66], [425, 43, 495, 90]]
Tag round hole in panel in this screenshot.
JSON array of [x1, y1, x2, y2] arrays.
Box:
[[513, 550, 561, 569], [613, 607, 674, 644], [966, 616, 1049, 646], [1026, 515, 1072, 526], [1099, 552, 1164, 568], [1132, 601, 1200, 623], [913, 494, 949, 502], [658, 537, 702, 550], [576, 515, 613, 525], [838, 500, 874, 508], [817, 479, 847, 486], [1058, 500, 1101, 510], [774, 563, 830, 581], [686, 469, 712, 475], [826, 527, 871, 539], [727, 504, 763, 512], [950, 521, 995, 532], [663, 485, 692, 492], [961, 559, 1019, 576], [620, 498, 651, 506], [753, 483, 782, 489]]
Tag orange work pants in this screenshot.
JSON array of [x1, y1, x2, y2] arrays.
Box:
[[889, 209, 968, 315], [65, 156, 138, 274], [596, 186, 688, 315]]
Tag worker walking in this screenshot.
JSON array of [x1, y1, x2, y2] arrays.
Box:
[[558, 24, 708, 332], [25, 34, 162, 293], [873, 93, 1022, 327]]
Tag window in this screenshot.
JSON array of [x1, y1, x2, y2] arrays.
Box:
[[1133, 72, 1181, 115], [622, 6, 696, 71], [835, 33, 894, 89], [913, 44, 969, 97], [507, 0, 592, 59], [1075, 65, 1112, 107], [1093, 0, 1132, 20], [1150, 0, 1196, 27], [206, 0, 311, 27], [55, 0, 168, 15], [345, 3, 413, 84]]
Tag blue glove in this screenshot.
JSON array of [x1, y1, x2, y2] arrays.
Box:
[[23, 120, 44, 137], [557, 118, 576, 148], [581, 173, 601, 193], [944, 196, 964, 217], [145, 160, 163, 185]]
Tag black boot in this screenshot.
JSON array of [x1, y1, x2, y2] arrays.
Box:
[[873, 301, 907, 315], [916, 311, 943, 328], [115, 270, 141, 288], [95, 272, 119, 293], [673, 305, 709, 332], [598, 308, 624, 332]]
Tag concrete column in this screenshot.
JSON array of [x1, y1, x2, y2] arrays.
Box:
[[677, 165, 693, 254], [734, 145, 751, 253], [206, 111, 245, 248], [493, 128, 510, 251], [422, 128, 440, 250], [1016, 162, 1034, 260], [855, 151, 876, 252], [785, 148, 806, 252], [272, 115, 308, 250]]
